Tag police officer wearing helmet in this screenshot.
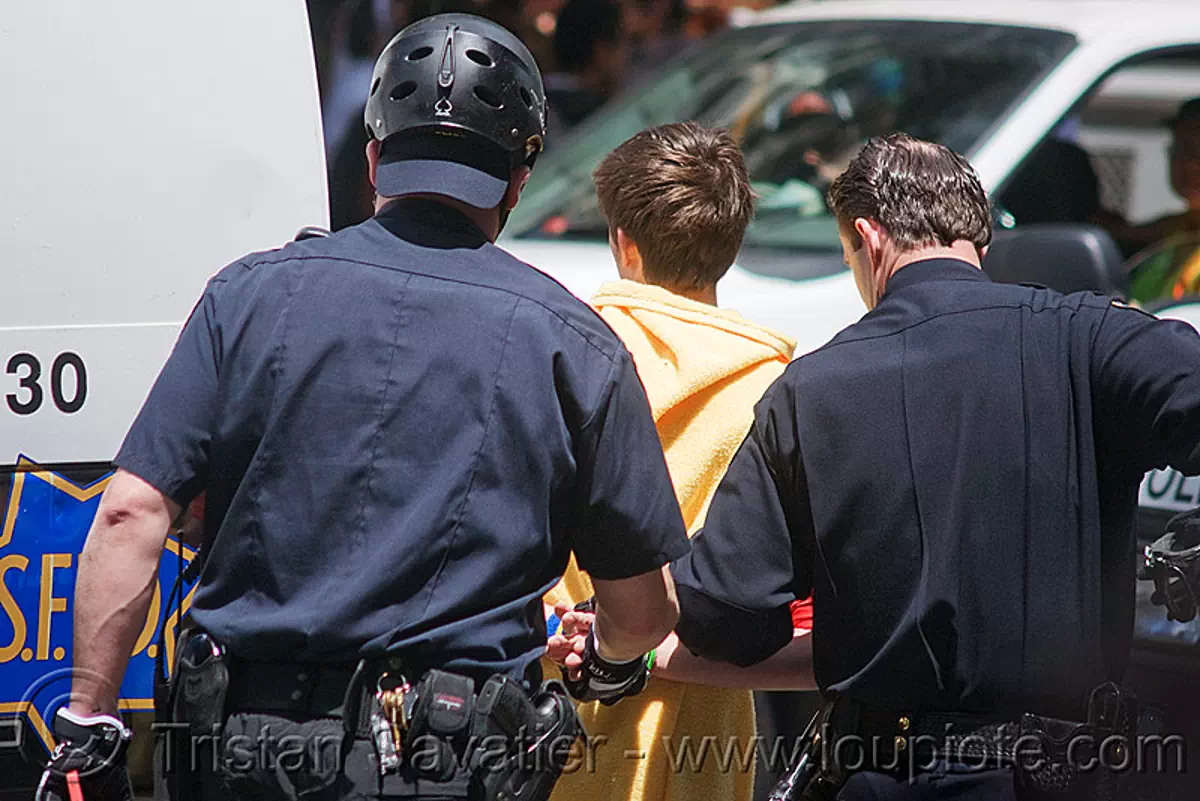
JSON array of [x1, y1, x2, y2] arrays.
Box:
[[668, 134, 1200, 800], [38, 14, 688, 801]]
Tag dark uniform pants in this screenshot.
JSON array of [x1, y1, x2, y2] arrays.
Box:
[[836, 763, 1015, 801], [188, 712, 479, 801]]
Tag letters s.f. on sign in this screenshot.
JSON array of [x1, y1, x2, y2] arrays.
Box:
[[0, 457, 194, 753]]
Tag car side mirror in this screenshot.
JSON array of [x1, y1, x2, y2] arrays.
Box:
[[983, 224, 1128, 300]]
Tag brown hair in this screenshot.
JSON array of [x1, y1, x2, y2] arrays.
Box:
[[592, 122, 755, 290], [828, 133, 992, 251]]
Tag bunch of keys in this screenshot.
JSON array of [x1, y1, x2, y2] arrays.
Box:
[[372, 672, 413, 775]]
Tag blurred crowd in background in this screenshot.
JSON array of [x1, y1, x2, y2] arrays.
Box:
[[308, 0, 765, 229]]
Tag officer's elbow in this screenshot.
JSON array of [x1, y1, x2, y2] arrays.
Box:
[[623, 588, 680, 647], [86, 470, 177, 555], [653, 567, 682, 639], [603, 605, 679, 662], [593, 566, 680, 660], [652, 602, 681, 648]]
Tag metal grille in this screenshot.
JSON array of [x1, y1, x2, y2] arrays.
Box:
[[1091, 147, 1136, 218]]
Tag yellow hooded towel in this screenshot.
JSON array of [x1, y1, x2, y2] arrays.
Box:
[[545, 279, 797, 801]]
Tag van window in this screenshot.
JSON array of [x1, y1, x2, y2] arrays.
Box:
[[999, 49, 1200, 304], [507, 20, 1076, 281], [1081, 55, 1200, 223]]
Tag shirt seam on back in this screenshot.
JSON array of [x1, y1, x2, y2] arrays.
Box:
[[353, 272, 414, 580], [238, 253, 618, 361], [1018, 309, 1031, 691], [418, 295, 522, 620], [247, 264, 301, 624], [1086, 303, 1112, 368], [899, 329, 945, 696]]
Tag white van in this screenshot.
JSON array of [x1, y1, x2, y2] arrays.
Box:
[[504, 0, 1200, 352], [0, 0, 327, 791]]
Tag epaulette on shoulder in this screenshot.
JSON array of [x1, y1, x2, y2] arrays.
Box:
[[293, 226, 331, 241], [1108, 297, 1159, 320]]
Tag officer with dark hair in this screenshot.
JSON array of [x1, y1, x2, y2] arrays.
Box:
[[36, 14, 688, 801], [668, 133, 1200, 800]]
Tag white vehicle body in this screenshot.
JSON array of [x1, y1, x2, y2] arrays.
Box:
[[0, 0, 326, 784], [1, 0, 328, 464], [504, 0, 1200, 355]]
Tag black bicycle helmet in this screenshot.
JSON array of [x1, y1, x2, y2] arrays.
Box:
[[365, 13, 547, 208]]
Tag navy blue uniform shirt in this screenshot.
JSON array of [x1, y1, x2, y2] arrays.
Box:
[[673, 258, 1200, 718], [117, 198, 689, 680]]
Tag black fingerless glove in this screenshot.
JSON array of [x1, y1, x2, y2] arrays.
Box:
[[561, 628, 651, 707], [1144, 508, 1200, 623], [35, 709, 133, 801]]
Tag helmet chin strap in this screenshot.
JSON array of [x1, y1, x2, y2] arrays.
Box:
[[496, 202, 513, 237], [496, 150, 531, 237]]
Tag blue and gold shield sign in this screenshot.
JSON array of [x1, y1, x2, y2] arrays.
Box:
[[0, 456, 196, 755]]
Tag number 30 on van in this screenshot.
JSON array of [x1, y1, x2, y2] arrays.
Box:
[[5, 353, 87, 416]]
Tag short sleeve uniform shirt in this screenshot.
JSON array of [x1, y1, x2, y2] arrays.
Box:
[[116, 198, 690, 680], [673, 258, 1200, 718]]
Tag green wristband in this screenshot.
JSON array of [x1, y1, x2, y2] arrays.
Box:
[[645, 649, 657, 673]]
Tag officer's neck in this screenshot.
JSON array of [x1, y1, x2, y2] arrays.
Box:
[[882, 240, 982, 282], [376, 194, 502, 241], [900, 240, 982, 270]]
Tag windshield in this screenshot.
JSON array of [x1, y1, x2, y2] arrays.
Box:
[[507, 20, 1076, 279]]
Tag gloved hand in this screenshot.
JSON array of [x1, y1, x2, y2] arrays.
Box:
[[1144, 508, 1200, 623], [560, 627, 651, 706], [35, 709, 133, 801]]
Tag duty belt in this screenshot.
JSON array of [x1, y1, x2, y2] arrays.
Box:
[[848, 707, 1021, 769], [226, 661, 361, 718], [225, 657, 430, 749], [165, 636, 583, 801], [777, 683, 1137, 801]]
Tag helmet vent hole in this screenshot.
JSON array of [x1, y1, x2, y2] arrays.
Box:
[[407, 46, 434, 61], [519, 87, 534, 109], [466, 49, 494, 67], [369, 77, 381, 97], [390, 81, 418, 102], [473, 85, 503, 109]]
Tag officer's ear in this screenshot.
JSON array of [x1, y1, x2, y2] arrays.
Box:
[[366, 139, 382, 190], [853, 217, 885, 266], [502, 166, 532, 211]]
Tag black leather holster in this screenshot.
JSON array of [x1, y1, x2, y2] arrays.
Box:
[[156, 628, 229, 801]]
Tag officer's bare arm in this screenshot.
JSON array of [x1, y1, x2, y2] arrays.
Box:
[[69, 470, 178, 716], [591, 565, 680, 662]]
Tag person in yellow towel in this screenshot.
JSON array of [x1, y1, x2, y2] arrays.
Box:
[[543, 122, 808, 801]]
